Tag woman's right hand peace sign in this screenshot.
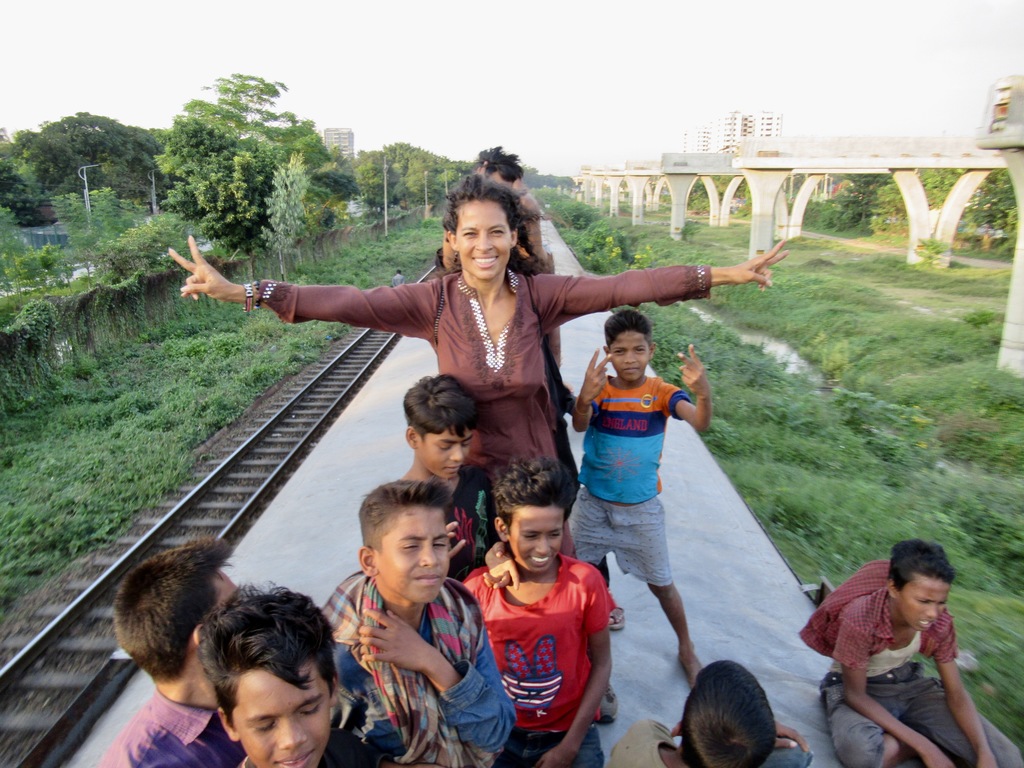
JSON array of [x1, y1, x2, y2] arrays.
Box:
[[168, 236, 247, 304]]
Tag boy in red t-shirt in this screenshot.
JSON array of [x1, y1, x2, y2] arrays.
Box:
[[465, 457, 612, 768]]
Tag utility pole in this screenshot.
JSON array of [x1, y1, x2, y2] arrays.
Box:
[[148, 170, 159, 215], [424, 170, 428, 218], [383, 157, 388, 237], [78, 164, 100, 219]]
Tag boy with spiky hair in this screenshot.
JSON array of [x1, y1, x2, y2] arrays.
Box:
[[800, 539, 1022, 768], [102, 537, 244, 768], [323, 479, 514, 767], [198, 585, 382, 768], [465, 457, 612, 768], [401, 374, 498, 581]]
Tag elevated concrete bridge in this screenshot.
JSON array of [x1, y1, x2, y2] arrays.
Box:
[[577, 137, 1024, 376]]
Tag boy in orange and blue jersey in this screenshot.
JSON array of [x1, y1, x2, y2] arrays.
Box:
[[570, 308, 712, 685]]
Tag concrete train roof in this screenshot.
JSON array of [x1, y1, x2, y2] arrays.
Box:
[[68, 222, 840, 767]]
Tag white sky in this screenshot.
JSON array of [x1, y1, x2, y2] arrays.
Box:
[[4, 0, 1022, 177]]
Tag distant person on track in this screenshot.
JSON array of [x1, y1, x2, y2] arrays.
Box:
[[401, 374, 499, 581], [606, 659, 811, 768], [569, 308, 711, 685], [322, 479, 514, 766], [170, 173, 786, 479], [198, 585, 421, 768], [101, 538, 245, 768], [800, 539, 1022, 768], [391, 269, 405, 287]]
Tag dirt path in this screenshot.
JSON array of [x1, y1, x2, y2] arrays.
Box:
[[800, 230, 1011, 269]]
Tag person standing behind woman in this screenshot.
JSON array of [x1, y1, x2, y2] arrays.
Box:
[[170, 174, 786, 478]]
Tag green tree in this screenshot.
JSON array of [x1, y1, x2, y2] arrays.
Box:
[[158, 117, 278, 255], [965, 169, 1017, 245], [183, 74, 330, 170], [52, 189, 146, 281], [13, 114, 164, 203], [100, 214, 192, 282], [264, 154, 309, 280], [0, 157, 47, 225], [0, 206, 27, 293]]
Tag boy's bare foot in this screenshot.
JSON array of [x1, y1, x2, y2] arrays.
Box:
[[679, 644, 702, 687]]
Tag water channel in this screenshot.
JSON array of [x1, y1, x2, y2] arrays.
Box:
[[687, 305, 827, 388]]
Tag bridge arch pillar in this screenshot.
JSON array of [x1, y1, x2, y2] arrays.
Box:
[[721, 176, 745, 228], [934, 170, 990, 244], [627, 176, 647, 225], [700, 177, 723, 227], [665, 174, 699, 240], [593, 177, 605, 208], [998, 149, 1024, 376], [781, 175, 825, 239], [893, 170, 933, 263], [608, 178, 621, 217], [744, 170, 789, 256]]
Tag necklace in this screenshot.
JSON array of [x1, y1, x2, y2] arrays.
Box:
[[458, 272, 518, 371]]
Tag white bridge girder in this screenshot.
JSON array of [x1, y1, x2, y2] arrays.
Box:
[[576, 136, 1020, 375]]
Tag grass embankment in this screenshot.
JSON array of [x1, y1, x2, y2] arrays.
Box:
[[571, 220, 1023, 744], [0, 220, 441, 622]]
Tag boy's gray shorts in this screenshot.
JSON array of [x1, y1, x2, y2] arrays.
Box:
[[570, 485, 673, 587]]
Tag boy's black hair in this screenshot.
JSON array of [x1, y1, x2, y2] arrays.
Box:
[[493, 457, 577, 526], [404, 374, 477, 438], [359, 479, 453, 549], [198, 585, 335, 725], [889, 539, 956, 588], [113, 537, 231, 681], [681, 660, 776, 768], [604, 308, 653, 346], [442, 174, 540, 276], [475, 146, 524, 183]]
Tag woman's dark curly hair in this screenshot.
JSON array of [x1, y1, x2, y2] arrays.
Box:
[[442, 174, 540, 276]]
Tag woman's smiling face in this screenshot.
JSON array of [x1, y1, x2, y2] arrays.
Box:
[[444, 200, 517, 288]]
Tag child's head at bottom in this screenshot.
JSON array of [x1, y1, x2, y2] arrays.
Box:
[[493, 457, 576, 577], [680, 660, 776, 768], [358, 479, 453, 608], [403, 374, 477, 482], [198, 586, 336, 768]]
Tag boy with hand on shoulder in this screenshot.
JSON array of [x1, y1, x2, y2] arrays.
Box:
[[323, 479, 514, 767], [800, 539, 1022, 768], [401, 374, 498, 581], [465, 457, 612, 768], [570, 308, 711, 684], [607, 660, 811, 768], [199, 585, 397, 768]]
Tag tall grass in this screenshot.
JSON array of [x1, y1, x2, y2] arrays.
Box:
[[603, 221, 1023, 744], [0, 220, 442, 621]]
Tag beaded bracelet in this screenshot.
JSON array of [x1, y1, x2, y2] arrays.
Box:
[[243, 282, 254, 313], [251, 281, 263, 310], [696, 264, 710, 293]]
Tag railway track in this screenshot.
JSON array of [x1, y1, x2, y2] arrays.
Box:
[[0, 324, 401, 767]]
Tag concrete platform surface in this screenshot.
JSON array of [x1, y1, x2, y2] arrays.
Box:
[[69, 222, 838, 767]]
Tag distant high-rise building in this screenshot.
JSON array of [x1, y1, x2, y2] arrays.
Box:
[[322, 127, 355, 158], [682, 111, 783, 153]]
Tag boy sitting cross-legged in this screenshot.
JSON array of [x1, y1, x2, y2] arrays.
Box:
[[323, 479, 515, 767], [401, 374, 499, 581], [465, 457, 612, 768], [570, 308, 711, 685]]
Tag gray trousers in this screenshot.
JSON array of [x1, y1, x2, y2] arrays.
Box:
[[820, 662, 1022, 768]]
